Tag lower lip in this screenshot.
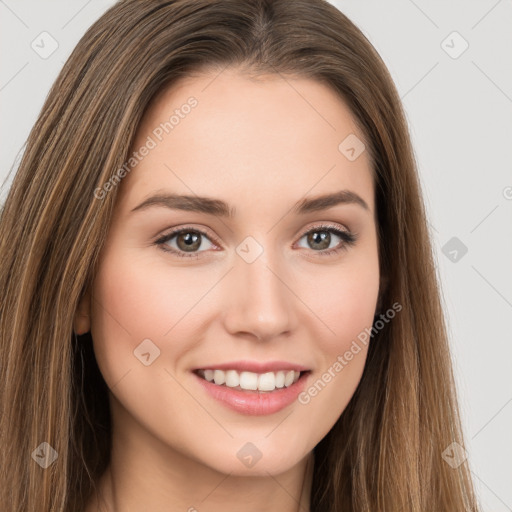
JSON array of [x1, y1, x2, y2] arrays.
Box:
[[193, 371, 310, 416]]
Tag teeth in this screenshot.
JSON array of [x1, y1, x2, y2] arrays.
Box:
[[199, 369, 302, 391], [258, 372, 275, 391], [213, 369, 225, 385], [240, 371, 258, 390], [275, 371, 285, 388], [225, 370, 239, 388]]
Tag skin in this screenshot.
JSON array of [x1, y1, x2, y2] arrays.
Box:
[[75, 68, 380, 512]]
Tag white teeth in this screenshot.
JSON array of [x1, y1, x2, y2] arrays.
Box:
[[213, 369, 225, 385], [199, 369, 303, 391], [240, 371, 258, 390], [225, 370, 239, 387], [284, 370, 295, 387], [275, 371, 285, 388], [258, 372, 275, 391]]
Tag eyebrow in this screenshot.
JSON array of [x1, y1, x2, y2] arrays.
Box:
[[130, 189, 370, 217]]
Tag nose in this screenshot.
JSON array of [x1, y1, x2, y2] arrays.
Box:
[[222, 249, 297, 342]]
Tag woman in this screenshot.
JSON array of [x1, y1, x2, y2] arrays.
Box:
[[0, 0, 480, 510]]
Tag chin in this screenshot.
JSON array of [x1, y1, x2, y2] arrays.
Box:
[[196, 442, 308, 477]]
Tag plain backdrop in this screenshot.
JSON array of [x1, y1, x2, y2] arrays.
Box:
[[1, 1, 511, 510]]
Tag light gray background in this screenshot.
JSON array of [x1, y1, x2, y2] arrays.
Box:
[[1, 1, 511, 510]]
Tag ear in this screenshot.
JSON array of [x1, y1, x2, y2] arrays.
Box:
[[74, 288, 92, 335]]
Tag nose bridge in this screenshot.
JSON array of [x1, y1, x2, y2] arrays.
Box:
[[223, 242, 295, 340]]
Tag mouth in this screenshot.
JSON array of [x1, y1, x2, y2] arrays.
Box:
[[193, 368, 311, 393], [192, 362, 312, 415]]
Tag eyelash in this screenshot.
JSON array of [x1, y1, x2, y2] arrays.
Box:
[[154, 223, 358, 259]]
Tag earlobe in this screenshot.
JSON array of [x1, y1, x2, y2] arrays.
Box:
[[74, 288, 92, 335]]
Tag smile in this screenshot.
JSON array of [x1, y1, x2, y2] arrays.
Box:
[[196, 368, 302, 392]]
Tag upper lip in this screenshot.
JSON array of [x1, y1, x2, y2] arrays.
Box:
[[193, 360, 310, 373]]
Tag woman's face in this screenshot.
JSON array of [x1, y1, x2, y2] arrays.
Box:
[[78, 68, 380, 477]]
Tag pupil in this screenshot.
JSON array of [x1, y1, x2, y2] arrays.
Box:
[[309, 231, 330, 250], [179, 232, 200, 251]]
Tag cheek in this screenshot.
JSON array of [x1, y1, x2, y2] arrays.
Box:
[[296, 251, 379, 434], [324, 274, 379, 350], [88, 248, 211, 434], [89, 247, 220, 379], [311, 252, 380, 355]]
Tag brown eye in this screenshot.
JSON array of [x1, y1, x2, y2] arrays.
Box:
[[176, 231, 202, 252], [155, 228, 215, 258], [306, 230, 331, 250], [296, 225, 358, 256]]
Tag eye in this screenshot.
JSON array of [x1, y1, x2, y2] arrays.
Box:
[[154, 223, 358, 259], [295, 223, 358, 257], [154, 227, 216, 259]]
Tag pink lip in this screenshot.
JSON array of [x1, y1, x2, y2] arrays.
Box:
[[193, 360, 310, 373], [193, 370, 311, 416]]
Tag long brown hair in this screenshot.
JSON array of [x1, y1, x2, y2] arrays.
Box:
[[0, 0, 480, 510]]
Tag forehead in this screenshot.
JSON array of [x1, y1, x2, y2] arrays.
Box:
[[116, 68, 374, 217]]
